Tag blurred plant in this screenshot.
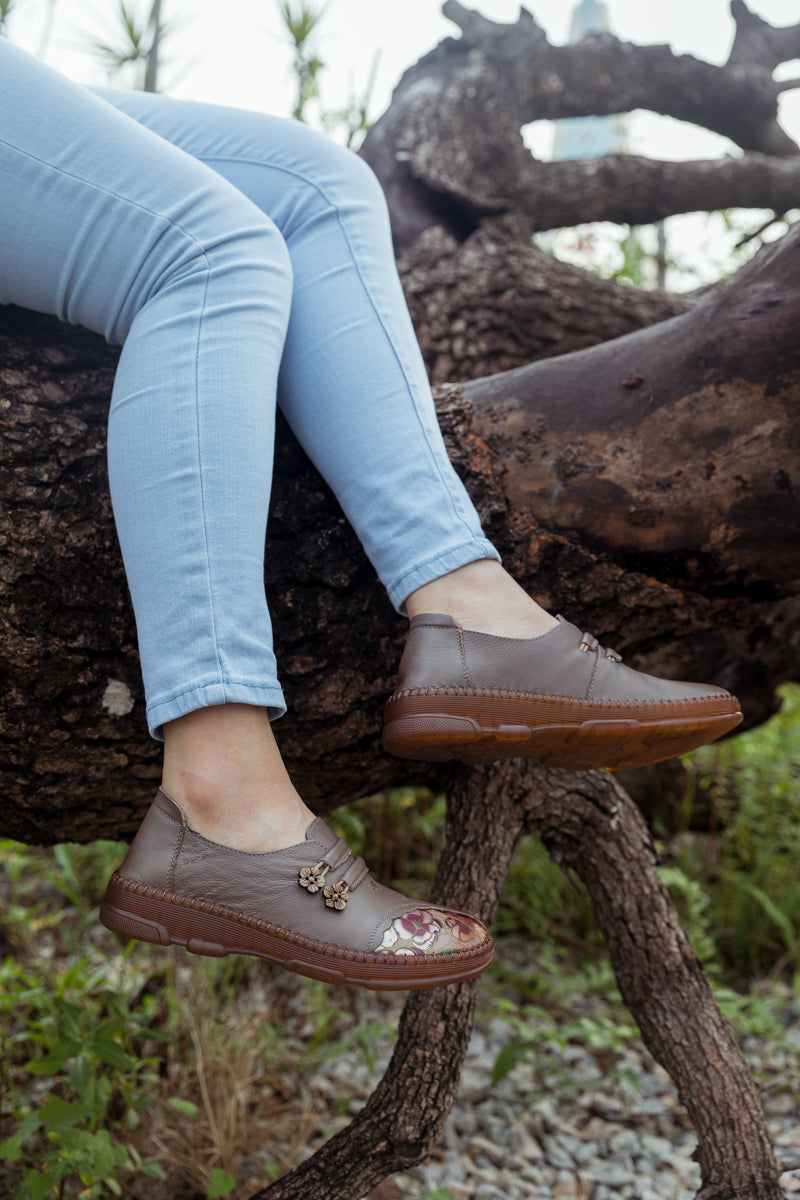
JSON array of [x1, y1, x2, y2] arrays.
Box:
[[277, 0, 377, 147], [331, 787, 445, 890], [90, 0, 169, 92], [489, 991, 641, 1096], [0, 948, 168, 1198], [0, 833, 394, 1197], [542, 208, 800, 293], [278, 0, 327, 122], [0, 0, 16, 36], [677, 682, 800, 976]]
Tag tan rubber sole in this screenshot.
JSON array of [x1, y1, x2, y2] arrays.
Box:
[[383, 690, 743, 771], [99, 873, 494, 990]]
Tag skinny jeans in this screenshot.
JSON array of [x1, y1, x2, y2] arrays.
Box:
[[0, 41, 499, 737]]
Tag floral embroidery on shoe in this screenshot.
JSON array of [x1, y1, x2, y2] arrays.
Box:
[[445, 913, 483, 943], [323, 880, 350, 911], [377, 908, 445, 953], [298, 862, 328, 894], [376, 907, 487, 956]]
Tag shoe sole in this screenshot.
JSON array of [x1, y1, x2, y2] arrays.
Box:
[[383, 690, 743, 770], [99, 873, 494, 990]]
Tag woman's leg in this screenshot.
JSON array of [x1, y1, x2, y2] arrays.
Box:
[[89, 90, 518, 614], [1, 47, 493, 987], [83, 90, 741, 774], [1, 43, 290, 733], [0, 43, 319, 849]]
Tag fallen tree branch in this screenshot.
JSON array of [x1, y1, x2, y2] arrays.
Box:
[[362, 2, 800, 251]]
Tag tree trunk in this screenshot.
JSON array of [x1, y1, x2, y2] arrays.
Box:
[[2, 226, 799, 844], [2, 228, 797, 1200], [398, 216, 694, 385]]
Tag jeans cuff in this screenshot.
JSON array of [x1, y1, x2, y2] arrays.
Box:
[[387, 539, 502, 613], [146, 679, 287, 741]]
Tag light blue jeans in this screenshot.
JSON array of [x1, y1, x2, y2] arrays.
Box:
[[0, 41, 499, 737]]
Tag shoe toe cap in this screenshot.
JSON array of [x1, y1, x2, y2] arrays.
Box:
[[372, 905, 491, 958]]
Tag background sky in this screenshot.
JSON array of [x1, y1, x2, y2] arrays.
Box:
[[6, 0, 800, 287]]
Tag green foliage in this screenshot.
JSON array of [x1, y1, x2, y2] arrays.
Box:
[[676, 682, 800, 975], [486, 973, 641, 1098], [207, 1167, 237, 1199], [278, 0, 328, 123], [331, 786, 445, 893], [89, 0, 170, 92], [276, 0, 377, 146], [0, 833, 393, 1196], [543, 209, 800, 293], [0, 0, 16, 35], [493, 833, 601, 946], [0, 949, 168, 1198]]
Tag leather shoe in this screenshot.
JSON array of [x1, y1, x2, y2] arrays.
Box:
[[383, 613, 742, 771], [100, 788, 493, 990]]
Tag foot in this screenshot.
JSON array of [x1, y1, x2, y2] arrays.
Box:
[[100, 789, 494, 991], [383, 613, 742, 771]]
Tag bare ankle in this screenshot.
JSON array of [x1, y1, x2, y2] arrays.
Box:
[[405, 560, 558, 639], [161, 703, 314, 853]]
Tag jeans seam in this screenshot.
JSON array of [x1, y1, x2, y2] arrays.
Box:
[[191, 261, 227, 692], [0, 135, 219, 272]]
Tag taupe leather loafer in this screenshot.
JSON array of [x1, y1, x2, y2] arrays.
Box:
[[100, 789, 493, 990], [383, 613, 743, 771]]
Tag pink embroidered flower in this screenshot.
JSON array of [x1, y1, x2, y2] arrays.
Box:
[[377, 908, 443, 952], [445, 913, 480, 944]]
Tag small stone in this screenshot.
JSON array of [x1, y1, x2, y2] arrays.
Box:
[[642, 1132, 680, 1161], [452, 1107, 477, 1137], [551, 1171, 582, 1200], [580, 1117, 626, 1141], [518, 1164, 546, 1185], [543, 1140, 575, 1170], [631, 1097, 668, 1116], [468, 1135, 507, 1169], [584, 1159, 635, 1187], [631, 1183, 661, 1200], [653, 1169, 692, 1197], [507, 1127, 544, 1161], [553, 1133, 586, 1160], [609, 1129, 641, 1157], [531, 1097, 560, 1129]]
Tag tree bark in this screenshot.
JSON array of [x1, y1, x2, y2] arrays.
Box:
[[398, 216, 694, 385], [361, 1, 800, 253], [2, 225, 799, 845]]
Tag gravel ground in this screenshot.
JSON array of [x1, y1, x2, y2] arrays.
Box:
[[296, 961, 800, 1200]]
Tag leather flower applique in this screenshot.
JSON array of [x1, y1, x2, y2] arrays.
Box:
[[298, 861, 329, 894], [323, 880, 350, 911]]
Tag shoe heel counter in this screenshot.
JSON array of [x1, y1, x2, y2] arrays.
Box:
[[396, 614, 468, 691], [117, 789, 184, 890]]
